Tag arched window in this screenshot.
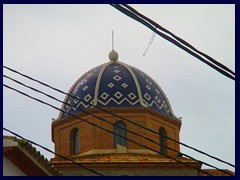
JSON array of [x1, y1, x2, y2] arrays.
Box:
[[159, 127, 167, 155], [70, 128, 80, 155], [114, 121, 126, 148]]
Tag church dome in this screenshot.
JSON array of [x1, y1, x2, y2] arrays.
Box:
[[59, 59, 177, 120]]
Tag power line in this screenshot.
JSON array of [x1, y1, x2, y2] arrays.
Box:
[[110, 4, 235, 81], [3, 127, 104, 176], [5, 82, 236, 176], [111, 4, 235, 79], [2, 4, 234, 175], [3, 83, 215, 176], [4, 74, 233, 175], [4, 74, 235, 175], [120, 4, 235, 76], [3, 65, 235, 168]]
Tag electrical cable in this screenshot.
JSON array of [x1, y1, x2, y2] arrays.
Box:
[[3, 5, 234, 176], [3, 65, 235, 168], [3, 127, 104, 176], [111, 4, 235, 79], [4, 83, 235, 176], [3, 83, 214, 176], [4, 74, 233, 176], [120, 4, 235, 76], [110, 4, 237, 167], [109, 4, 235, 81]]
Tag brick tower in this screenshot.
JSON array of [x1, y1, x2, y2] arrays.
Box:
[[50, 50, 201, 176]]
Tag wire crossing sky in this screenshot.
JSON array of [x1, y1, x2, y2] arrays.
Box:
[[3, 4, 235, 172], [110, 4, 235, 80], [3, 65, 235, 169], [3, 84, 223, 176], [3, 70, 234, 175], [3, 71, 234, 175]]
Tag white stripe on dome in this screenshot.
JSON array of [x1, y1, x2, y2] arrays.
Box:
[[129, 65, 179, 120], [93, 61, 112, 106], [117, 61, 147, 108], [57, 63, 106, 120]]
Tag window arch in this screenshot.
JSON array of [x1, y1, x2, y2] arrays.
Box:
[[159, 127, 167, 155], [70, 128, 80, 155], [114, 121, 126, 148]]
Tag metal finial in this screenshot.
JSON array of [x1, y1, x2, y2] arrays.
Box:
[[112, 30, 114, 50], [109, 30, 118, 62]]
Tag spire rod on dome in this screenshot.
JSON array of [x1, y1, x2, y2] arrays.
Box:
[[109, 30, 119, 62], [112, 30, 114, 50]]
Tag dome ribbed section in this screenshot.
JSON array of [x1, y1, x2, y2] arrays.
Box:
[[59, 61, 177, 119]]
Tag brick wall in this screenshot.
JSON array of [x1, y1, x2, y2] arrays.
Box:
[[52, 108, 181, 158]]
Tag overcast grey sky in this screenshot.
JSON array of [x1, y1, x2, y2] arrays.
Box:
[[3, 4, 235, 172]]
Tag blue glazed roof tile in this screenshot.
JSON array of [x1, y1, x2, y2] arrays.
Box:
[[59, 61, 177, 119]]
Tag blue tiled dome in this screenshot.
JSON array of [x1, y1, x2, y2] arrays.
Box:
[[59, 61, 177, 119]]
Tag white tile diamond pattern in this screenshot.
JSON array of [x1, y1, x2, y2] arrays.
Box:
[[74, 96, 80, 104], [114, 91, 123, 99], [113, 75, 122, 81], [144, 93, 151, 101], [80, 79, 87, 85], [100, 92, 109, 100], [83, 85, 88, 91], [128, 93, 137, 100], [108, 83, 115, 88], [146, 85, 151, 90], [84, 94, 92, 102], [114, 69, 120, 73], [121, 83, 128, 88], [155, 96, 161, 103]]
